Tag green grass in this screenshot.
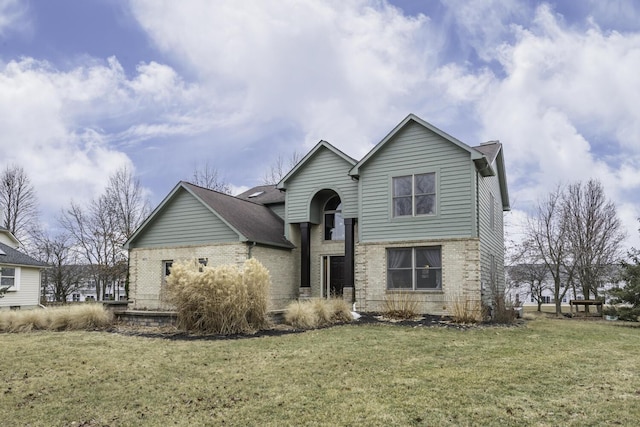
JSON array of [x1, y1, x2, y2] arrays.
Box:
[[1, 318, 639, 426]]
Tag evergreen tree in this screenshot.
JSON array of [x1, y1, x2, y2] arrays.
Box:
[[609, 250, 640, 321]]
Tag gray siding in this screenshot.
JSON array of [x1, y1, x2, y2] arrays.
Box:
[[359, 121, 475, 242], [131, 188, 239, 248], [285, 147, 358, 223], [268, 203, 285, 220], [477, 162, 506, 304]]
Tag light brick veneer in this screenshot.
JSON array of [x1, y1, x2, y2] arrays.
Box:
[[354, 238, 481, 315], [129, 243, 298, 310]]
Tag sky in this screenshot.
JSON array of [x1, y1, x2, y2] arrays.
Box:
[[1, 0, 639, 249]]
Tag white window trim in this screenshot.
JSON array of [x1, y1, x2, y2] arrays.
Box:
[[0, 265, 20, 291]]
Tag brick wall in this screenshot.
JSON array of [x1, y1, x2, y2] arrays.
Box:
[[309, 223, 345, 298], [129, 243, 248, 310], [354, 238, 481, 315], [128, 242, 298, 311], [251, 245, 298, 310]]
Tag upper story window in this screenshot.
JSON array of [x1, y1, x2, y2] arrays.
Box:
[[392, 172, 436, 217], [324, 196, 345, 241]]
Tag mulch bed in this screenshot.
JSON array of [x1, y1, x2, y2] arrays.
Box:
[[107, 312, 523, 341]]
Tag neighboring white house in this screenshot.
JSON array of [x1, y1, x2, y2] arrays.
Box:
[[0, 227, 46, 310], [506, 264, 621, 308]]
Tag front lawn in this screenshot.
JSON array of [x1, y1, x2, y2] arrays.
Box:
[[1, 318, 639, 426]]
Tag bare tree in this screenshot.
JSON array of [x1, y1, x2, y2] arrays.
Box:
[[191, 161, 231, 194], [0, 164, 39, 244], [34, 233, 87, 302], [262, 151, 303, 185], [563, 179, 625, 307], [106, 165, 150, 239], [508, 244, 550, 311], [60, 166, 150, 301], [525, 186, 575, 315]]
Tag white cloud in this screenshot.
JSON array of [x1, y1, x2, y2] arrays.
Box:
[[473, 4, 640, 249], [0, 56, 202, 218], [128, 0, 450, 157]]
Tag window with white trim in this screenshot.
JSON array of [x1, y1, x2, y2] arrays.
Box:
[[0, 266, 18, 291], [392, 173, 436, 217], [387, 247, 442, 290]]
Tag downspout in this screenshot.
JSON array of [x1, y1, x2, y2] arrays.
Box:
[[247, 241, 257, 259]]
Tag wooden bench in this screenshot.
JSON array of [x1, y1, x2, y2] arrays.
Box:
[[569, 299, 603, 317]]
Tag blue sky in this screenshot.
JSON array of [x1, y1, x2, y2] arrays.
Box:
[[1, 0, 639, 248]]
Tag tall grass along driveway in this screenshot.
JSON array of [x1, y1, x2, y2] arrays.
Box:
[[1, 318, 639, 426]]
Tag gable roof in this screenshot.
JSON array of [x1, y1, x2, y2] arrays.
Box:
[[236, 185, 285, 205], [349, 113, 485, 177], [0, 242, 46, 267], [277, 140, 357, 190], [125, 182, 294, 249]]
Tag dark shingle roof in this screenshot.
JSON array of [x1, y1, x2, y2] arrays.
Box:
[[236, 185, 285, 205], [183, 182, 294, 249], [0, 242, 46, 267]]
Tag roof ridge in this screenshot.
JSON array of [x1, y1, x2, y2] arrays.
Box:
[[181, 181, 266, 207]]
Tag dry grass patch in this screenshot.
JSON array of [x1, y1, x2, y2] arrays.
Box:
[[383, 291, 419, 319], [451, 296, 482, 323], [1, 317, 639, 426], [284, 298, 353, 329], [0, 304, 112, 332]]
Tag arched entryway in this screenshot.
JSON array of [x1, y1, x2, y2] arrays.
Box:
[[298, 189, 356, 301]]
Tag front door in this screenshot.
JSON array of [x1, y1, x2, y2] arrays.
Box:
[[322, 256, 345, 298]]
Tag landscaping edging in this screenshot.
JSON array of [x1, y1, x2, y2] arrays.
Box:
[[114, 310, 177, 328]]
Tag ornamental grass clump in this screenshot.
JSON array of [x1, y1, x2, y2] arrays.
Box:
[[284, 298, 353, 329], [166, 259, 271, 334], [382, 291, 419, 320], [451, 296, 482, 324], [0, 304, 113, 333]]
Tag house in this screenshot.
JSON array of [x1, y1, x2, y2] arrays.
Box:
[[506, 264, 621, 308], [125, 113, 509, 315], [0, 227, 46, 310]]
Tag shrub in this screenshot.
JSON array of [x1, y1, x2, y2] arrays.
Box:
[[489, 295, 517, 324], [311, 298, 333, 326], [284, 298, 354, 329], [284, 301, 318, 329], [328, 298, 353, 323], [0, 304, 113, 333], [383, 291, 419, 320], [451, 296, 482, 324], [166, 258, 271, 334]]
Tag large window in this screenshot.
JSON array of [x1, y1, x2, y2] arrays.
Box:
[[0, 266, 16, 290], [324, 196, 345, 241], [392, 173, 436, 217], [387, 247, 442, 290]]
